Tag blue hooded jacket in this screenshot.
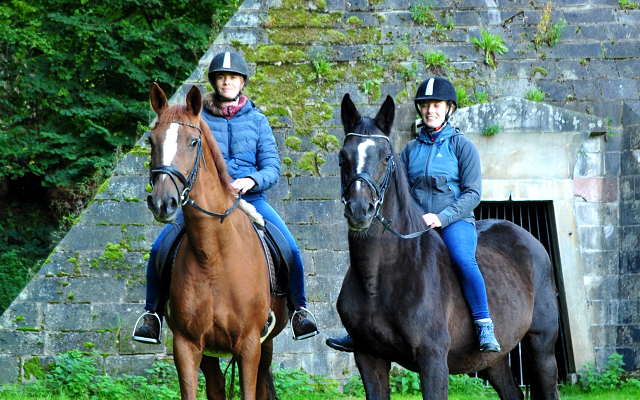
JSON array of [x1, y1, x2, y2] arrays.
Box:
[[201, 93, 280, 199], [400, 122, 481, 228]]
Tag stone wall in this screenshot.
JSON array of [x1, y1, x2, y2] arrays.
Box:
[[1, 0, 640, 384]]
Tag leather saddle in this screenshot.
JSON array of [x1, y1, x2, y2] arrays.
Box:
[[155, 218, 293, 298]]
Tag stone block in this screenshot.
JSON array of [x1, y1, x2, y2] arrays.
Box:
[[615, 347, 638, 370], [620, 151, 640, 175], [571, 79, 601, 100], [63, 276, 126, 303], [18, 276, 71, 303], [268, 179, 291, 201], [378, 11, 411, 27], [0, 331, 45, 355], [620, 251, 640, 274], [291, 176, 341, 200], [113, 155, 149, 176], [38, 251, 83, 277], [227, 11, 261, 28], [619, 274, 640, 299], [289, 223, 348, 251], [563, 9, 616, 24], [123, 224, 163, 251], [591, 326, 617, 348], [616, 325, 640, 347], [79, 200, 155, 226], [620, 200, 640, 225], [556, 60, 590, 80], [600, 79, 639, 100], [582, 250, 618, 275], [45, 304, 94, 331], [623, 101, 640, 126], [588, 60, 619, 79], [284, 200, 344, 224], [47, 331, 117, 355], [451, 10, 482, 26], [94, 176, 150, 201], [573, 177, 617, 202], [0, 303, 41, 331], [92, 303, 142, 331], [0, 355, 20, 384], [313, 249, 349, 277], [606, 41, 640, 59], [584, 274, 618, 300], [619, 300, 640, 324], [604, 152, 621, 177], [620, 176, 635, 200], [574, 202, 601, 226], [305, 275, 331, 303], [104, 355, 157, 377], [617, 60, 640, 79], [545, 43, 603, 59], [589, 300, 618, 326], [537, 79, 574, 102], [58, 224, 123, 252]]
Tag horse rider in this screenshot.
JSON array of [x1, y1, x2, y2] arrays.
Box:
[[133, 51, 319, 344], [326, 76, 500, 354]]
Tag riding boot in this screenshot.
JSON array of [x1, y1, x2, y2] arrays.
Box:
[[133, 312, 162, 344], [475, 319, 500, 353], [290, 307, 319, 340], [326, 334, 354, 352]]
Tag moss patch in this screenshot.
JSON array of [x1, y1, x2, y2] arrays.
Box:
[[24, 357, 45, 380]]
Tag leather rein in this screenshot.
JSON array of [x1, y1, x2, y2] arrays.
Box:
[[341, 133, 430, 240], [149, 120, 241, 223]]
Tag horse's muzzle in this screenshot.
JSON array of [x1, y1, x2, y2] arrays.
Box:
[[343, 200, 375, 231], [147, 192, 180, 223]]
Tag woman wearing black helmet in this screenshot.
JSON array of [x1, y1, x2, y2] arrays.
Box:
[[133, 51, 319, 344], [327, 77, 500, 354]]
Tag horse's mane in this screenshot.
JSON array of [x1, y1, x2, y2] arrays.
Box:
[[156, 104, 233, 194], [351, 117, 427, 232]]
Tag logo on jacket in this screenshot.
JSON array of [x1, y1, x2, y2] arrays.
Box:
[[436, 153, 443, 157]]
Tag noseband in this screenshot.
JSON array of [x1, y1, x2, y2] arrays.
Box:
[[149, 120, 240, 222], [341, 132, 430, 239]]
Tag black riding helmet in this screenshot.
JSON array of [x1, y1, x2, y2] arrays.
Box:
[[208, 51, 249, 101], [414, 77, 457, 124]]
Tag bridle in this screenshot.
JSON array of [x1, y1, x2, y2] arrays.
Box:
[[149, 120, 240, 222], [341, 133, 430, 239]]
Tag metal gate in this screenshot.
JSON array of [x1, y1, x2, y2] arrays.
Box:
[[474, 201, 571, 385]]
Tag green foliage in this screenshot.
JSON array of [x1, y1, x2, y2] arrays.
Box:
[[456, 87, 472, 108], [422, 50, 450, 72], [531, 66, 548, 77], [534, 3, 568, 49], [482, 124, 501, 136], [474, 90, 489, 104], [619, 0, 639, 8], [526, 88, 546, 102], [471, 29, 509, 69], [285, 136, 302, 151], [0, 0, 238, 188], [411, 2, 437, 26], [578, 353, 640, 391], [273, 368, 340, 396], [390, 367, 421, 395]]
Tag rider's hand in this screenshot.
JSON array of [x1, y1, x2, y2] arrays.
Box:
[[231, 178, 256, 194], [422, 213, 442, 228]]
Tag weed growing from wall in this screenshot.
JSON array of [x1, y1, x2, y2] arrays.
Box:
[[471, 29, 509, 69]]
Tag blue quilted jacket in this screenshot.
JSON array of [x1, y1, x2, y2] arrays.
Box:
[[400, 122, 481, 228], [201, 94, 280, 198]]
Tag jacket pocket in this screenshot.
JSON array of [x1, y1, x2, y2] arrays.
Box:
[[429, 175, 456, 214]]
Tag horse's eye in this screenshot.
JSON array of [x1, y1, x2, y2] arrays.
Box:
[[190, 139, 199, 147], [383, 154, 393, 165]]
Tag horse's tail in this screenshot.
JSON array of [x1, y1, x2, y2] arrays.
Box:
[[266, 368, 279, 400], [225, 358, 237, 400]]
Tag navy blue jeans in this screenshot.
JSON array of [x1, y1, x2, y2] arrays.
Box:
[[145, 194, 307, 312], [439, 220, 490, 321]]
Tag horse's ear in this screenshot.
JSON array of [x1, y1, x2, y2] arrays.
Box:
[[341, 93, 361, 132], [150, 83, 168, 115], [186, 85, 202, 117], [374, 95, 395, 135]]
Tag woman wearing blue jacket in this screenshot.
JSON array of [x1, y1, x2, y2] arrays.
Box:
[[327, 77, 499, 353], [133, 52, 319, 344]]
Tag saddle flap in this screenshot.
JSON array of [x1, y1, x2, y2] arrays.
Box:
[[156, 220, 187, 277], [263, 220, 293, 288]]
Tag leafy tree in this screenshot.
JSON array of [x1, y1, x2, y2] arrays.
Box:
[[0, 0, 238, 188], [0, 0, 238, 314]]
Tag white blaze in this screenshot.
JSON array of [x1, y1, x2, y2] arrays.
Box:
[[356, 139, 375, 174], [162, 123, 180, 180]]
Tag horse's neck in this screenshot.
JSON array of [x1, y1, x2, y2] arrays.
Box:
[[182, 152, 239, 260]]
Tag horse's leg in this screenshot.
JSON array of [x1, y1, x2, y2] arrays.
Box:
[[354, 351, 391, 400], [256, 340, 275, 400], [522, 330, 559, 400], [236, 338, 262, 400], [416, 349, 449, 400], [200, 355, 225, 400], [173, 333, 204, 400], [483, 356, 524, 400]]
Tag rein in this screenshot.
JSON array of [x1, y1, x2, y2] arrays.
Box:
[[341, 133, 431, 240], [149, 120, 241, 223]]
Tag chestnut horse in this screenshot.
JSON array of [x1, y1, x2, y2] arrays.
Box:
[[146, 83, 287, 400], [337, 94, 559, 399]]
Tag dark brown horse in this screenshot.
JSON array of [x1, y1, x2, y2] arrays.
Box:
[[337, 94, 559, 399], [146, 83, 287, 400]]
